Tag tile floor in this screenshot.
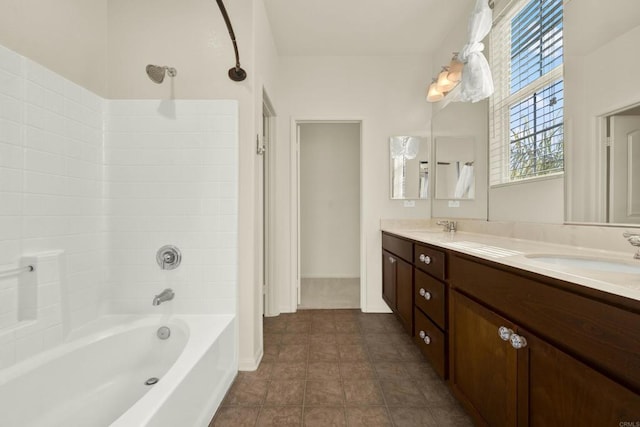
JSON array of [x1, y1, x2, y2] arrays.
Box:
[[210, 309, 473, 426], [298, 278, 361, 309]]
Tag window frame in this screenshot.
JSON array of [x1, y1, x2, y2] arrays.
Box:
[[489, 0, 564, 187]]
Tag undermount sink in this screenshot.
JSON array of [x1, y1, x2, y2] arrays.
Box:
[[525, 254, 640, 274]]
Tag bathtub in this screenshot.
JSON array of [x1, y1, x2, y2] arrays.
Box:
[[0, 314, 236, 427]]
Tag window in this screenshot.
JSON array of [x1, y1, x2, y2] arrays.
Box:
[[489, 0, 564, 186]]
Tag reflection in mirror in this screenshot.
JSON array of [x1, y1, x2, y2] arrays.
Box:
[[435, 137, 475, 199], [390, 136, 429, 199], [564, 0, 640, 226], [606, 104, 640, 224]]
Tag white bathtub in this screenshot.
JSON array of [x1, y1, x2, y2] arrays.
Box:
[[0, 314, 236, 427]]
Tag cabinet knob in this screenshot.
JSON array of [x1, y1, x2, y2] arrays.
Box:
[[423, 335, 431, 345], [422, 254, 432, 265], [418, 288, 432, 300], [419, 330, 426, 339], [389, 256, 395, 264], [419, 254, 425, 262], [510, 334, 528, 350], [498, 326, 514, 341]]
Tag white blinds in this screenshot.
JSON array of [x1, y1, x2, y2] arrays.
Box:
[[489, 0, 564, 186]]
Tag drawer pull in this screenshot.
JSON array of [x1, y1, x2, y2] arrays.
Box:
[[510, 334, 528, 350], [389, 256, 395, 264], [498, 326, 513, 341], [419, 288, 432, 300], [418, 330, 431, 344], [419, 254, 432, 264]]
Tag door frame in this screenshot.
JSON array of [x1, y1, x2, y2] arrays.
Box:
[[262, 91, 278, 317], [289, 118, 364, 312]]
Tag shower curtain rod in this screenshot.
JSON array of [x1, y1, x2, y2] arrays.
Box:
[[215, 0, 247, 81]]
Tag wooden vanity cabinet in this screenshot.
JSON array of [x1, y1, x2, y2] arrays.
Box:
[[449, 254, 640, 426], [382, 235, 413, 334]]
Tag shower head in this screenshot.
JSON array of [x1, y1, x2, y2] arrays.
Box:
[[146, 64, 177, 84]]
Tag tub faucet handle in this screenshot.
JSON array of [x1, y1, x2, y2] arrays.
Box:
[[623, 232, 640, 259]]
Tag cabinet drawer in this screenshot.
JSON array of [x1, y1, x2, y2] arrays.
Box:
[[415, 269, 446, 330], [382, 233, 413, 262], [414, 307, 447, 379], [414, 244, 446, 280]]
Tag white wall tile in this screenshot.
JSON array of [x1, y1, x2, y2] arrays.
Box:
[[0, 45, 105, 369], [105, 100, 238, 315]]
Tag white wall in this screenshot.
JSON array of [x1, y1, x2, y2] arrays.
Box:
[[105, 100, 238, 314], [0, 44, 106, 368], [300, 123, 360, 279], [275, 55, 433, 313], [564, 0, 640, 223], [0, 0, 108, 96]]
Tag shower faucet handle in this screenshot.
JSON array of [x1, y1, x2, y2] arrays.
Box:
[[156, 245, 182, 270]]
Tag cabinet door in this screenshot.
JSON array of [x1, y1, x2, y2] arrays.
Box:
[[395, 258, 413, 334], [450, 291, 517, 427], [518, 328, 640, 427], [382, 250, 396, 310]]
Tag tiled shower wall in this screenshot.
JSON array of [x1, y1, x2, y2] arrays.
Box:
[[105, 100, 238, 314], [0, 44, 106, 368], [0, 42, 238, 369]]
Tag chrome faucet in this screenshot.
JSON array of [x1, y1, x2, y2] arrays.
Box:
[[623, 232, 640, 260], [153, 288, 175, 306], [436, 220, 457, 232]]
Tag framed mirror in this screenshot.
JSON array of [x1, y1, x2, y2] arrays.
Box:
[[389, 136, 429, 199], [435, 137, 475, 200]]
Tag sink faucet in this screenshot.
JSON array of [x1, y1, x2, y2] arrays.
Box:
[[436, 220, 457, 232], [623, 232, 640, 260], [153, 288, 175, 306]]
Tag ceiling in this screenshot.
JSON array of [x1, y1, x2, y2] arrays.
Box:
[[263, 0, 474, 56]]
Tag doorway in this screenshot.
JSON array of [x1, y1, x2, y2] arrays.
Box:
[[296, 122, 361, 309]]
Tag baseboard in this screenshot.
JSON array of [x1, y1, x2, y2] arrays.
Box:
[[238, 346, 263, 371]]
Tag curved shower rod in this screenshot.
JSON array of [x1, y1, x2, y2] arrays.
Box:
[[216, 0, 247, 82]]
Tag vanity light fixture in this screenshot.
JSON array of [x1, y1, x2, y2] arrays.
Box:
[[426, 0, 495, 103], [426, 54, 462, 103]]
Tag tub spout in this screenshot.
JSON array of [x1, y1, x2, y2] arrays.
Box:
[[153, 288, 175, 306]]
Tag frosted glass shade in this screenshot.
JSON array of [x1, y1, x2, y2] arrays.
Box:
[[437, 68, 456, 92], [448, 58, 464, 83], [426, 82, 444, 102]]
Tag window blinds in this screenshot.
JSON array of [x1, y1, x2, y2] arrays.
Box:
[[489, 0, 564, 186]]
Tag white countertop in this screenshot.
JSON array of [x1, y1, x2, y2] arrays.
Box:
[[382, 227, 640, 303]]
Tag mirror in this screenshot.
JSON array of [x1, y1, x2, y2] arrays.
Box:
[[604, 104, 640, 224], [435, 137, 475, 199], [389, 136, 429, 199], [564, 1, 640, 226], [430, 100, 488, 219]]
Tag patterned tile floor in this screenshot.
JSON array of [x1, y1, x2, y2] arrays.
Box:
[[210, 309, 473, 426]]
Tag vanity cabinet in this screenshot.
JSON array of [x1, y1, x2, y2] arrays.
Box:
[[382, 234, 413, 334], [449, 254, 640, 426]]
